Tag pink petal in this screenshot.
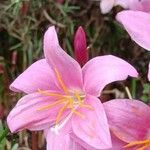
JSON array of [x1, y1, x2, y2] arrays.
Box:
[[44, 26, 83, 91], [107, 132, 127, 150], [100, 0, 115, 14], [103, 99, 150, 143], [10, 59, 59, 94], [148, 63, 150, 81], [74, 26, 88, 66], [72, 95, 111, 149], [7, 91, 69, 133], [82, 55, 138, 97], [46, 132, 85, 150], [116, 10, 150, 51]]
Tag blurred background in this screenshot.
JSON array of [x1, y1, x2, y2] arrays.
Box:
[[0, 0, 149, 149]]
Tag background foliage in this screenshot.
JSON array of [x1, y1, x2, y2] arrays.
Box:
[[0, 0, 149, 149]]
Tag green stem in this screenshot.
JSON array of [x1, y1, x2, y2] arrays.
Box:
[[0, 128, 9, 143]]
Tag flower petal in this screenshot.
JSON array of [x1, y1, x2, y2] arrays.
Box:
[[44, 26, 83, 91], [116, 10, 150, 51], [100, 0, 115, 14], [46, 133, 85, 150], [10, 59, 59, 94], [106, 132, 127, 150], [45, 123, 85, 150], [7, 91, 69, 133], [103, 99, 150, 142], [72, 95, 111, 149], [82, 55, 138, 97]]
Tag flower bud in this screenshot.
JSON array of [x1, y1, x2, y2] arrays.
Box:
[[74, 26, 88, 66]]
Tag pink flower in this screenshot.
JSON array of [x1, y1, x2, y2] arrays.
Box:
[[74, 26, 88, 66], [7, 26, 138, 149], [103, 99, 150, 150], [100, 0, 129, 14], [116, 10, 150, 81]]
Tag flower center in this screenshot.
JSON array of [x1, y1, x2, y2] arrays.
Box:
[[37, 68, 93, 133], [123, 139, 150, 150]]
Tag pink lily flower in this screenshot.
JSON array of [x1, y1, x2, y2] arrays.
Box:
[[100, 0, 129, 14], [74, 26, 88, 66], [7, 26, 138, 149], [103, 99, 150, 150], [116, 10, 150, 81]]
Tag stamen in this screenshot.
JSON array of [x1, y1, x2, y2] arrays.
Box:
[[38, 89, 63, 98], [137, 144, 150, 150], [37, 99, 67, 111], [51, 110, 74, 134], [55, 102, 70, 125], [54, 68, 69, 94], [124, 140, 150, 148], [124, 139, 150, 150]]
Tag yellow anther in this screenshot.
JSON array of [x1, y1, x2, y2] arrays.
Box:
[[54, 68, 69, 94], [37, 99, 67, 111]]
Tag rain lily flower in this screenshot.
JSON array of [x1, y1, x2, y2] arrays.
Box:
[[116, 10, 150, 81], [74, 26, 88, 66], [7, 26, 138, 149], [103, 99, 150, 150], [100, 0, 129, 14]]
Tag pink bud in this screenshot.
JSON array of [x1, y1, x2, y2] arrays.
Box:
[[74, 26, 88, 66]]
